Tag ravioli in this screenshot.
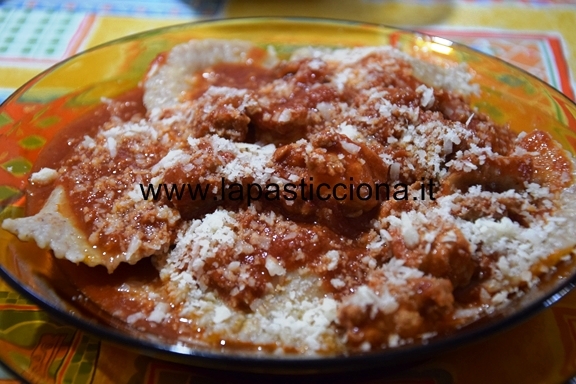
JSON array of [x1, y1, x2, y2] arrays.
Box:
[[3, 39, 576, 355], [3, 186, 105, 267]]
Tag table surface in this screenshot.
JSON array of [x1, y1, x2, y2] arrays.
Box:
[[1, 1, 576, 383]]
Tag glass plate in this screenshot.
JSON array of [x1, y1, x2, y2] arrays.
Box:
[[0, 17, 576, 375]]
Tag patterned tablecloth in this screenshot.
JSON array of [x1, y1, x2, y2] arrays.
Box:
[[1, 1, 576, 383]]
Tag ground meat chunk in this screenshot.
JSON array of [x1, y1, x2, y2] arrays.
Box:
[[518, 130, 573, 191], [338, 276, 455, 350], [443, 155, 533, 194]]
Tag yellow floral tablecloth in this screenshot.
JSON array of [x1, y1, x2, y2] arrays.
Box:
[[0, 1, 575, 383]]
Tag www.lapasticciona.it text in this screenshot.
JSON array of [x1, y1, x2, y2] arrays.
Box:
[[139, 177, 438, 205]]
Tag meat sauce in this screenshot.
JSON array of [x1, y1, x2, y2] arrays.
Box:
[[19, 43, 576, 354]]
